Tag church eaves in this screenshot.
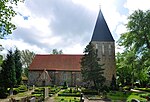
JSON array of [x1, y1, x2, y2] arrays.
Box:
[[91, 10, 114, 42]]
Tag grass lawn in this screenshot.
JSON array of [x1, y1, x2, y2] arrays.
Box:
[[127, 92, 147, 102], [107, 91, 147, 102], [54, 96, 80, 102]]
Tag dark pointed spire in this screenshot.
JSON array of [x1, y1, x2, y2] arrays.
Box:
[[91, 9, 114, 42]]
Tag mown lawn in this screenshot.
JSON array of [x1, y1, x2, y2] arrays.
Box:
[[54, 96, 80, 102], [107, 91, 147, 102]]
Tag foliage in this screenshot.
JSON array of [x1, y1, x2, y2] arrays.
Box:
[[0, 0, 23, 38], [20, 49, 35, 77], [0, 54, 3, 66], [62, 81, 68, 89], [117, 10, 150, 87], [0, 50, 16, 88], [82, 89, 98, 95], [81, 42, 105, 90], [14, 48, 22, 85], [20, 49, 35, 68], [0, 49, 23, 95], [54, 97, 80, 102], [52, 49, 63, 54], [110, 75, 117, 90], [118, 9, 150, 52], [0, 87, 8, 98]]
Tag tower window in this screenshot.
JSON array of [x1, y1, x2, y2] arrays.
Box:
[[102, 44, 105, 55], [96, 44, 98, 55], [109, 44, 111, 55]]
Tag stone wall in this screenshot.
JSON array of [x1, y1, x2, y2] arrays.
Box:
[[28, 70, 82, 86], [92, 41, 116, 85]]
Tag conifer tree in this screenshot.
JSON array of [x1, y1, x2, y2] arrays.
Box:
[[1, 50, 16, 95], [14, 48, 22, 85], [81, 42, 105, 89]]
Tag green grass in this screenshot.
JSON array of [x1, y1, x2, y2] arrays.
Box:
[[107, 91, 130, 101], [54, 96, 80, 102], [127, 93, 147, 102], [107, 91, 148, 102]]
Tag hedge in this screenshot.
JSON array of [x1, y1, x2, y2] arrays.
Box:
[[58, 93, 80, 97]]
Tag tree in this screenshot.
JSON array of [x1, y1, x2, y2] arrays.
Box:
[[20, 50, 35, 68], [20, 50, 35, 77], [117, 9, 150, 87], [118, 10, 150, 51], [52, 49, 63, 54], [0, 0, 23, 38], [14, 48, 22, 85], [0, 50, 16, 95], [81, 42, 105, 90]]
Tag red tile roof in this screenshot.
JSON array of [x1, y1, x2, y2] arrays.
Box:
[[29, 54, 83, 71]]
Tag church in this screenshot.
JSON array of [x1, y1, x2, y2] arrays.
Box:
[[28, 9, 116, 86]]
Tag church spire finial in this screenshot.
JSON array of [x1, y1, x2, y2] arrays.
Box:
[[99, 3, 101, 10]]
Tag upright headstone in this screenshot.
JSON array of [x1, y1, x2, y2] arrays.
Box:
[[44, 87, 49, 99], [29, 97, 36, 102], [33, 85, 35, 91]]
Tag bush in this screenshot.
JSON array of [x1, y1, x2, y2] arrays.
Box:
[[135, 88, 150, 92], [123, 86, 131, 91], [13, 88, 20, 95], [102, 85, 110, 92], [0, 87, 8, 98], [82, 89, 98, 95], [62, 81, 68, 89], [58, 93, 80, 97], [18, 85, 27, 92]]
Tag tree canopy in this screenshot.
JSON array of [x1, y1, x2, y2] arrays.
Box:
[[0, 0, 23, 38], [52, 49, 63, 54], [81, 42, 105, 89], [117, 9, 150, 87], [14, 48, 22, 85]]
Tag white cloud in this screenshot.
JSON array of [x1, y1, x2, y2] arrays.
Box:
[[125, 0, 150, 14], [115, 24, 127, 37], [4, 0, 148, 55], [0, 39, 47, 54], [63, 43, 85, 54]]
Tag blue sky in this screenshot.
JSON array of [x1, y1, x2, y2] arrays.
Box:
[[1, 0, 150, 55]]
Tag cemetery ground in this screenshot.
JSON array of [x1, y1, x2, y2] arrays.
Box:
[[1, 85, 150, 102]]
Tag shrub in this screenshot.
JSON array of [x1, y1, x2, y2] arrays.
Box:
[[13, 88, 20, 95], [0, 87, 8, 98], [123, 86, 131, 91], [82, 89, 98, 95], [62, 81, 68, 89], [58, 93, 80, 97], [70, 88, 73, 93], [18, 85, 27, 92], [102, 85, 110, 92]]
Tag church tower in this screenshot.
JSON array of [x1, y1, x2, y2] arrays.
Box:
[[91, 9, 116, 85]]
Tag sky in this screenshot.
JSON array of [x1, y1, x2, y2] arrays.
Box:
[[1, 0, 150, 55]]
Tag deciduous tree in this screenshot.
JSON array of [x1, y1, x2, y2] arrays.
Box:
[[20, 50, 35, 77], [0, 0, 23, 38]]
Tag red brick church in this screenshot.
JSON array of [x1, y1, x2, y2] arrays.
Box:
[[28, 9, 116, 86]]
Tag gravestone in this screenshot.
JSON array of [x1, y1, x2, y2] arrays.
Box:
[[29, 97, 36, 102], [44, 87, 49, 99]]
